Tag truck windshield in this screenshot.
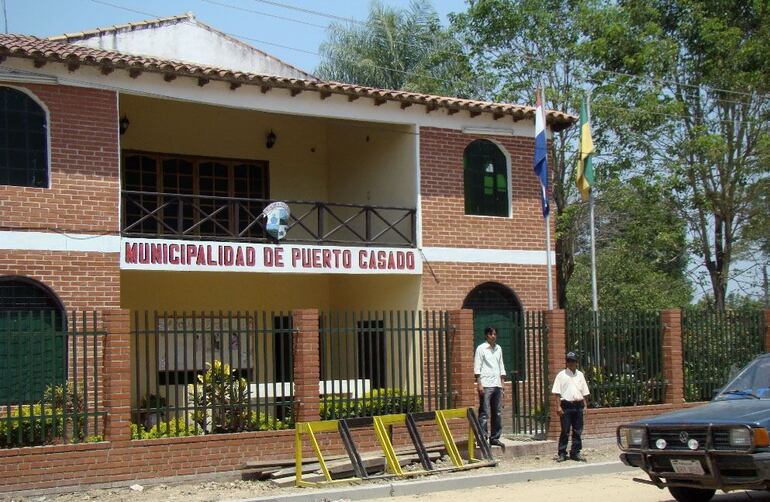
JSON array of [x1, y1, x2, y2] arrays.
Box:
[[716, 357, 770, 400]]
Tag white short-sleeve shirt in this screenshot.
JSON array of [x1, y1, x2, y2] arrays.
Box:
[[551, 368, 590, 401], [474, 342, 506, 388]]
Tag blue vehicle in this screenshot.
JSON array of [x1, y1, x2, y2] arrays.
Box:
[[617, 353, 770, 502]]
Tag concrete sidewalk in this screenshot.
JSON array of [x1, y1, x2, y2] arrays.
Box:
[[240, 437, 626, 502]]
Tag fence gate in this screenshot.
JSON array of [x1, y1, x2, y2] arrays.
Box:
[[472, 310, 549, 438]]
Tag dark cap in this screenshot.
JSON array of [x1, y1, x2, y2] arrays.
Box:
[[566, 352, 578, 361]]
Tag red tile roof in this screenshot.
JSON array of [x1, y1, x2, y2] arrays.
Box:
[[0, 33, 576, 130]]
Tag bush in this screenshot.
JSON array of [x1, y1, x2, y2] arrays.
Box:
[[0, 382, 93, 448], [187, 360, 287, 433], [43, 382, 86, 441], [320, 388, 422, 420], [0, 405, 64, 448], [584, 365, 664, 408], [130, 418, 203, 440]]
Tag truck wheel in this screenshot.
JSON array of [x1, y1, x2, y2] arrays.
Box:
[[668, 487, 716, 502]]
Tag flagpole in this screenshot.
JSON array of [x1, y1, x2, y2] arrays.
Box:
[[586, 90, 600, 364], [543, 87, 554, 310], [587, 90, 598, 313]]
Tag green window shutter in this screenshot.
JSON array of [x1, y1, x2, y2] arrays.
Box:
[[463, 140, 509, 217]]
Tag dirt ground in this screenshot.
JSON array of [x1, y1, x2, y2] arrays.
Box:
[[2, 439, 622, 502]]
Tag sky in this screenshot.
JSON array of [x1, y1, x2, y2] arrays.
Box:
[[3, 0, 468, 73]]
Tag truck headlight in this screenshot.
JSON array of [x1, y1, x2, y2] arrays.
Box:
[[729, 427, 752, 447], [618, 426, 646, 450], [738, 427, 770, 448]]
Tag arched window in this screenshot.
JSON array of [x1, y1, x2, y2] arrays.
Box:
[[0, 86, 49, 187], [463, 139, 509, 217], [0, 277, 65, 403], [463, 282, 525, 380]]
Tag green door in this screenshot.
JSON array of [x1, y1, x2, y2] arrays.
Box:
[[474, 310, 513, 378], [0, 312, 65, 403]]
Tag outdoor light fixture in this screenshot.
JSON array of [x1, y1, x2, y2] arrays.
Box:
[[266, 130, 277, 149], [461, 126, 515, 137], [119, 116, 130, 135]]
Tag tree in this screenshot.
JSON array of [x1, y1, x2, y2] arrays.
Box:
[[316, 0, 475, 97], [451, 0, 598, 308], [566, 177, 692, 310], [583, 0, 770, 309]]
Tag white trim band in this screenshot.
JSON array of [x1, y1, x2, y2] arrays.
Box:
[[421, 247, 554, 265], [0, 230, 120, 253], [0, 231, 555, 266]]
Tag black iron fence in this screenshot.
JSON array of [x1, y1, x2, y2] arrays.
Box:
[[682, 309, 765, 402], [0, 311, 105, 448], [130, 311, 294, 439], [121, 191, 416, 247], [507, 311, 549, 437], [566, 311, 665, 407], [318, 311, 451, 419]]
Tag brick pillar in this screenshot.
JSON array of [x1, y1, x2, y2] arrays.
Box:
[[545, 309, 566, 440], [448, 309, 475, 409], [292, 309, 320, 423], [103, 309, 131, 442], [764, 310, 770, 352], [661, 309, 684, 405]]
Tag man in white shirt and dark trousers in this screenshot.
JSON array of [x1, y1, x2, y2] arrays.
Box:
[[474, 326, 506, 447], [551, 351, 590, 462]]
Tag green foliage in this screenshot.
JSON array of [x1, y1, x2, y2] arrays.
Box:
[[566, 178, 692, 310], [583, 0, 770, 309], [42, 382, 87, 442], [584, 365, 664, 408], [316, 0, 475, 97], [187, 360, 287, 433], [0, 405, 64, 448], [130, 418, 203, 440], [320, 388, 422, 420], [682, 308, 764, 402], [0, 382, 92, 448]]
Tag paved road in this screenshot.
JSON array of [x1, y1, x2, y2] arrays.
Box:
[[365, 471, 770, 502]]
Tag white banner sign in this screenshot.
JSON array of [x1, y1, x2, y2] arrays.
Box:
[[120, 237, 422, 274]]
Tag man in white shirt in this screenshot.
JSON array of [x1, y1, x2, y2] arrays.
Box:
[[551, 351, 590, 462], [473, 326, 506, 446]]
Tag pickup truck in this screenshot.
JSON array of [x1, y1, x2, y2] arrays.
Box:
[[617, 353, 770, 502]]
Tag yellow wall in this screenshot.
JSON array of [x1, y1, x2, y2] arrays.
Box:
[[326, 122, 416, 207], [120, 94, 328, 200], [119, 95, 417, 206], [121, 271, 421, 312]]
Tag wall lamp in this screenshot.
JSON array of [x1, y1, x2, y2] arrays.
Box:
[[119, 116, 130, 135], [461, 126, 514, 137], [266, 130, 277, 149]]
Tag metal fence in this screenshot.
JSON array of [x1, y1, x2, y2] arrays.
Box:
[[682, 309, 765, 402], [508, 311, 549, 437], [318, 311, 451, 420], [566, 311, 665, 408], [0, 311, 105, 448], [130, 311, 294, 439]]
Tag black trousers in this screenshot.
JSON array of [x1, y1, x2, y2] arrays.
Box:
[[558, 400, 584, 457]]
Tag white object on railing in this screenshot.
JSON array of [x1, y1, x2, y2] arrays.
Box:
[[247, 379, 371, 400]]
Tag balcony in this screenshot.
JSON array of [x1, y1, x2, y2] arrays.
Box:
[[121, 190, 417, 248]]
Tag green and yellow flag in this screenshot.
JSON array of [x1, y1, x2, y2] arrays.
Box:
[[576, 99, 594, 201]]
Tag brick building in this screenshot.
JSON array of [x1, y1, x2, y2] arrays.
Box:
[[0, 13, 573, 373], [0, 14, 576, 492]]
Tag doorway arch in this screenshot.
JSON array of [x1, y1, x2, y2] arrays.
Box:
[[0, 276, 66, 402], [463, 282, 524, 381]]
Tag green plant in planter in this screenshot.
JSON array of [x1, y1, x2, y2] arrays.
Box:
[[42, 382, 86, 441], [188, 360, 250, 433]]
